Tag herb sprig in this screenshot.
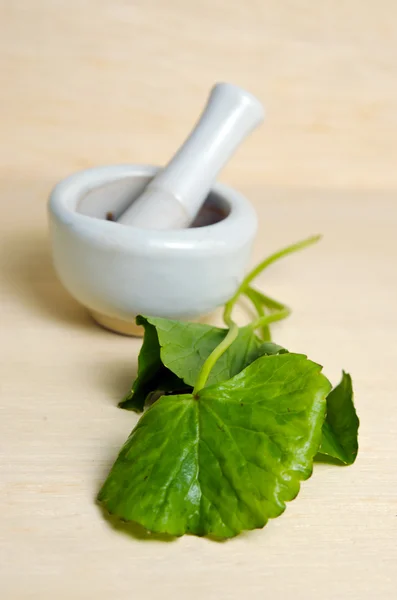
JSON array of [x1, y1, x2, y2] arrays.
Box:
[[98, 236, 359, 538]]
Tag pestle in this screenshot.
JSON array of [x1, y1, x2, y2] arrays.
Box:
[[117, 83, 264, 230]]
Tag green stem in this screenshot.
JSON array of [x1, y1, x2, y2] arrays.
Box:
[[240, 234, 321, 292], [194, 235, 320, 394], [193, 321, 239, 395], [244, 287, 271, 341], [247, 288, 288, 312], [249, 307, 291, 331], [224, 234, 321, 320]]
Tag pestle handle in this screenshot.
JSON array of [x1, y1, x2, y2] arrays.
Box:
[[117, 83, 264, 229]]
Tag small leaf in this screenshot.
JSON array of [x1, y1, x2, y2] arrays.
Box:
[[120, 316, 263, 412], [119, 317, 187, 411], [316, 371, 359, 465], [98, 353, 331, 538], [150, 317, 261, 387], [119, 317, 161, 411]]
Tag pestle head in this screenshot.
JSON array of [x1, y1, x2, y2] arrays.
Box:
[[117, 82, 264, 230]]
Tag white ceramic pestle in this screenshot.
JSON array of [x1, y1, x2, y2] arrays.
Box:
[[117, 83, 264, 230]]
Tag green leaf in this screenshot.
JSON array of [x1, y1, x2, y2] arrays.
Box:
[[98, 353, 331, 538], [255, 341, 288, 356], [119, 317, 187, 411], [120, 366, 186, 411], [148, 317, 262, 387], [119, 317, 161, 411], [120, 316, 263, 412], [316, 371, 359, 465]]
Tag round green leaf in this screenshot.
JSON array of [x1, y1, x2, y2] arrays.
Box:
[[99, 353, 331, 538]]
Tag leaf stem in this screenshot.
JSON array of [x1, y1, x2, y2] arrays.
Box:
[[194, 235, 320, 394], [242, 234, 321, 291], [249, 307, 291, 331], [247, 288, 288, 312], [244, 287, 271, 341], [223, 234, 321, 322], [193, 321, 239, 395]]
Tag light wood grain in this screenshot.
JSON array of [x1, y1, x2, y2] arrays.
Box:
[[1, 2, 397, 599], [1, 0, 397, 188]]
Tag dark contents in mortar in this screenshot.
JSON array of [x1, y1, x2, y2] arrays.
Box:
[[106, 200, 227, 227], [78, 177, 230, 228], [189, 194, 229, 227]]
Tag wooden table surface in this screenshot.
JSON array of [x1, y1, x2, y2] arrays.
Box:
[[1, 2, 396, 599]]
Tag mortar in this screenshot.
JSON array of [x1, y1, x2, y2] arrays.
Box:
[[48, 164, 257, 335]]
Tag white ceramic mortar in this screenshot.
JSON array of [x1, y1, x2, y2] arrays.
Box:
[[48, 164, 257, 335]]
